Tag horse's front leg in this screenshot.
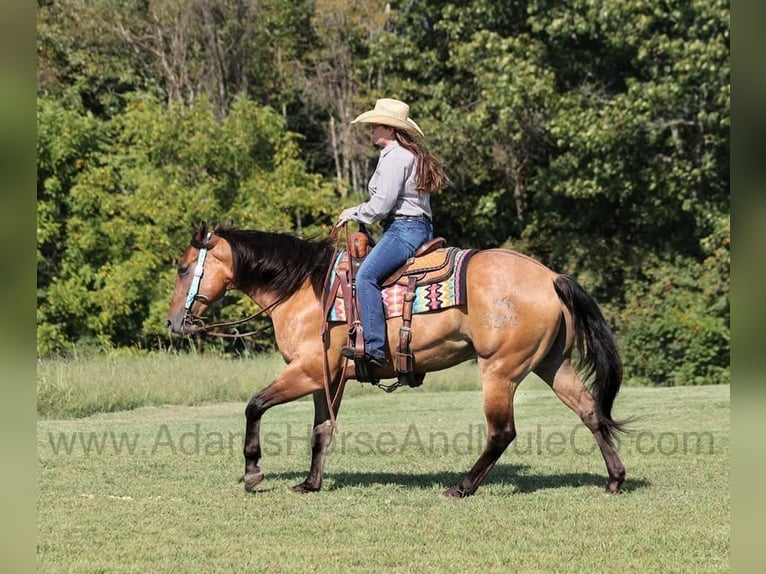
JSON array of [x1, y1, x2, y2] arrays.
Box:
[[242, 363, 322, 492], [291, 379, 346, 493]]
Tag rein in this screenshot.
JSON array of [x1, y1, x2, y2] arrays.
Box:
[[183, 296, 288, 339], [319, 223, 353, 431]]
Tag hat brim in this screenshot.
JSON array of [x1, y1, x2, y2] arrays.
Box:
[[351, 111, 424, 138]]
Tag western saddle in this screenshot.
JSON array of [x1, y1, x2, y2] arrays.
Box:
[[325, 227, 454, 391]]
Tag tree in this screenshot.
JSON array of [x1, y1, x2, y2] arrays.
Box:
[[36, 0, 730, 384], [302, 0, 405, 197], [37, 95, 336, 354]]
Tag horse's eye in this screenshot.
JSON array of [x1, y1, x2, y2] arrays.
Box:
[[177, 264, 190, 276]]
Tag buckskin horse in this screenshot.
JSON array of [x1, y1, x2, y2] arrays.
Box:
[[165, 223, 627, 497]]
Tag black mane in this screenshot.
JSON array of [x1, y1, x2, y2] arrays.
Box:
[[213, 227, 335, 300]]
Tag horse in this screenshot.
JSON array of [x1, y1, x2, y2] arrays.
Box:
[[165, 223, 627, 498]]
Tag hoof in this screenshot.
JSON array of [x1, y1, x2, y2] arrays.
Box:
[[243, 470, 264, 492], [290, 481, 320, 493], [440, 487, 468, 498], [605, 480, 623, 494]]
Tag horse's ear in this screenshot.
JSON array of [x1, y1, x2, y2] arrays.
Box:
[[193, 221, 208, 244]]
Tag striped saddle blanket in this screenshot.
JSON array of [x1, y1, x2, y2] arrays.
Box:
[[327, 247, 477, 322]]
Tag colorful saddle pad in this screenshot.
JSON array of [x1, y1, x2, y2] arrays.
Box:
[[327, 247, 477, 322]]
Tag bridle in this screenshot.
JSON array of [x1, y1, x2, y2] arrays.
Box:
[[183, 231, 213, 318], [180, 231, 286, 338]]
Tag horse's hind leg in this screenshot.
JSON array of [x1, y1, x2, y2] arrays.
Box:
[[536, 358, 626, 493], [443, 363, 518, 498]]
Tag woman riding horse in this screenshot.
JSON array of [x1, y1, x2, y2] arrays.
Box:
[[336, 98, 449, 369]]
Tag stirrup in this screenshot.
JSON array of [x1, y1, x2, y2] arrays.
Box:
[[399, 372, 425, 388], [375, 372, 425, 393]]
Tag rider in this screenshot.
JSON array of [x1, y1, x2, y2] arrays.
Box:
[[336, 98, 449, 368]]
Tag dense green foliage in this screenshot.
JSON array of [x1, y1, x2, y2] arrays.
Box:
[[37, 0, 729, 385]]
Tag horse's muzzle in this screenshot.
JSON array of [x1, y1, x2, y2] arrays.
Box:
[[165, 312, 197, 336], [165, 317, 185, 336]]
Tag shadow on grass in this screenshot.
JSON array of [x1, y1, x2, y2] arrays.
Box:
[[268, 463, 651, 494]]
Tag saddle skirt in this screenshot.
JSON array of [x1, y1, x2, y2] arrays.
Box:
[[326, 246, 477, 322]]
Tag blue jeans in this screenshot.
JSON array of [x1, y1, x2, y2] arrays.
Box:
[[356, 218, 433, 359]]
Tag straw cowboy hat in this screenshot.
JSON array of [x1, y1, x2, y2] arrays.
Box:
[[351, 98, 425, 138]]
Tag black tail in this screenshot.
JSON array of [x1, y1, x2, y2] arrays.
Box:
[[553, 275, 626, 438]]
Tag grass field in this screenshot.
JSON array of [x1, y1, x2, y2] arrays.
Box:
[[37, 355, 730, 573], [36, 352, 487, 419]]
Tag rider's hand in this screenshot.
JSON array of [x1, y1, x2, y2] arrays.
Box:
[[336, 207, 356, 227]]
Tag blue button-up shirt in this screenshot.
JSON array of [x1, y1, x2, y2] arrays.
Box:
[[350, 141, 432, 225]]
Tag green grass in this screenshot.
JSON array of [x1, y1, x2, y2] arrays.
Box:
[[37, 375, 729, 573], [36, 352, 486, 419]]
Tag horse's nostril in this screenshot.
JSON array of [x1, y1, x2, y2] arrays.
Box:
[[165, 319, 173, 330]]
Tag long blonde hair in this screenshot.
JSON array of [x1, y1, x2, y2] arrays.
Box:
[[395, 131, 450, 193]]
